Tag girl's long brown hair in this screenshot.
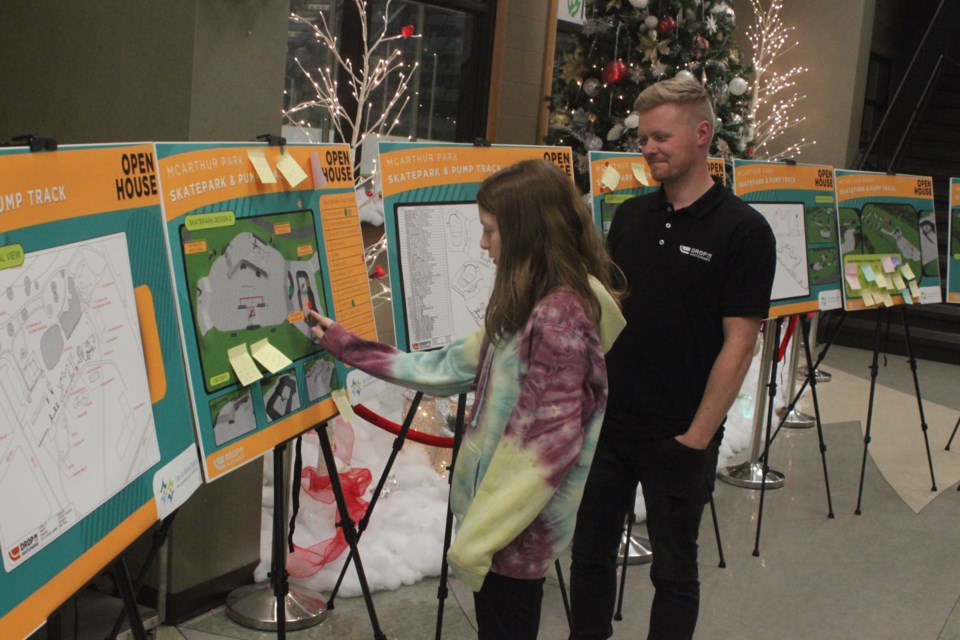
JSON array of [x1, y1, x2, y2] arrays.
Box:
[[477, 159, 622, 345]]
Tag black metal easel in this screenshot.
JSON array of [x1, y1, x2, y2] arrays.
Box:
[[855, 308, 938, 514], [325, 391, 426, 607], [314, 424, 387, 639], [106, 512, 178, 640], [749, 309, 840, 555], [435, 394, 468, 640], [753, 317, 784, 556]]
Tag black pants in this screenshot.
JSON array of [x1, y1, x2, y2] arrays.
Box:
[[474, 571, 545, 640], [569, 430, 721, 640]]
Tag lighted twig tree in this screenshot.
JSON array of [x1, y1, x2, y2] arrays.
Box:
[[284, 0, 419, 181], [746, 0, 814, 160], [283, 0, 418, 304]]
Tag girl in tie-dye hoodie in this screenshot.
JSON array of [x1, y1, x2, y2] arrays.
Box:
[[308, 159, 624, 640]]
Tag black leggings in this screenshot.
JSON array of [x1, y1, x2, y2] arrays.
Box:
[[474, 571, 545, 640]]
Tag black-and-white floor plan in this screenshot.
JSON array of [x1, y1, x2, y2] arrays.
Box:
[[0, 233, 158, 571]]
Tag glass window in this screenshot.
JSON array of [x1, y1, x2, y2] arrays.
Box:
[[284, 0, 492, 151]]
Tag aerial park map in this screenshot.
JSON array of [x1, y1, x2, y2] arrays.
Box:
[[158, 142, 375, 480], [835, 170, 941, 310], [0, 144, 200, 639]]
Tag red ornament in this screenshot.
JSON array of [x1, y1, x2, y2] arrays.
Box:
[[657, 15, 676, 37], [401, 24, 415, 37], [602, 60, 628, 85], [370, 265, 387, 279], [692, 35, 710, 60], [747, 146, 756, 158]]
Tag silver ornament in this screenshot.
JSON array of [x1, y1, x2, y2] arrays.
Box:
[[675, 69, 696, 83], [728, 76, 748, 96], [585, 134, 604, 151], [583, 78, 602, 97]]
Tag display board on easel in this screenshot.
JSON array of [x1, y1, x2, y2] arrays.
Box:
[[947, 178, 960, 304], [733, 159, 844, 318], [834, 170, 941, 311], [156, 142, 376, 481], [376, 141, 574, 353], [0, 144, 201, 639], [587, 151, 726, 238]]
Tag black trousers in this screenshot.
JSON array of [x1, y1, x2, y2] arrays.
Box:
[[474, 571, 545, 640], [569, 430, 721, 640]]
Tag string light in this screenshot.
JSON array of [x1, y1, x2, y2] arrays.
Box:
[[747, 0, 815, 159], [286, 0, 420, 311]]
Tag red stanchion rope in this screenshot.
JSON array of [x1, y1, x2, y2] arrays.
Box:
[[776, 315, 800, 362], [354, 403, 455, 449]]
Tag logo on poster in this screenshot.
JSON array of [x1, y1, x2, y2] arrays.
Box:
[[8, 532, 39, 564]]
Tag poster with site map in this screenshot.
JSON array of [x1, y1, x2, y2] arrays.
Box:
[[733, 159, 844, 318], [157, 142, 376, 480], [377, 141, 574, 353], [946, 178, 960, 304], [588, 150, 727, 238], [0, 144, 200, 640], [835, 170, 941, 311]]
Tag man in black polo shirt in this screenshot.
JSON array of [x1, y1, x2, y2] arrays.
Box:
[[569, 79, 776, 640]]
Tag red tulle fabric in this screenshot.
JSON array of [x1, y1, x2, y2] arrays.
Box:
[[286, 465, 372, 578]]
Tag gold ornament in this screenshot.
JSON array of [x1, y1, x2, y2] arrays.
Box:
[[550, 110, 572, 127], [560, 47, 587, 83], [637, 31, 671, 63]]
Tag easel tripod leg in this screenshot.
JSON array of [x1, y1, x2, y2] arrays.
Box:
[[945, 414, 960, 451], [754, 317, 783, 557], [856, 311, 884, 515], [800, 314, 835, 518], [899, 308, 937, 491], [327, 391, 425, 608], [436, 393, 467, 640], [316, 424, 386, 640]]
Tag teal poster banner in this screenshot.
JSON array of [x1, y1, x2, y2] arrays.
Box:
[[733, 159, 843, 318], [947, 178, 960, 304], [835, 170, 941, 311], [587, 151, 727, 237], [156, 142, 376, 481], [376, 141, 573, 353], [0, 144, 201, 639]]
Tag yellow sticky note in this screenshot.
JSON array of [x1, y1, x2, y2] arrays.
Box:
[[631, 162, 650, 186], [228, 344, 263, 386], [880, 290, 894, 307], [250, 338, 293, 374], [893, 273, 906, 290], [909, 280, 920, 298], [331, 389, 356, 422], [874, 271, 888, 288], [861, 290, 875, 307], [247, 149, 277, 184], [900, 263, 916, 280], [277, 151, 308, 187], [600, 165, 621, 191]]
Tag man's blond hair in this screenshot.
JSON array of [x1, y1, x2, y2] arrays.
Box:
[[633, 78, 716, 132]]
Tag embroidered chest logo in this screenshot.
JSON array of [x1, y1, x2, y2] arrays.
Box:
[[679, 245, 713, 262]]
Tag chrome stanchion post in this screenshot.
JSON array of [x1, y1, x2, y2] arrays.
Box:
[[226, 442, 327, 633], [718, 319, 785, 489], [777, 326, 815, 428]]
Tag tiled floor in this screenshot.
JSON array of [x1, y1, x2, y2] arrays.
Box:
[[80, 345, 960, 639]]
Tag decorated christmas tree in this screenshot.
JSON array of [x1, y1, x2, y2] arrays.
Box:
[[547, 0, 754, 190]]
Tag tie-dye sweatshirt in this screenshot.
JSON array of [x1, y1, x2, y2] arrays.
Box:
[[319, 279, 624, 592]]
